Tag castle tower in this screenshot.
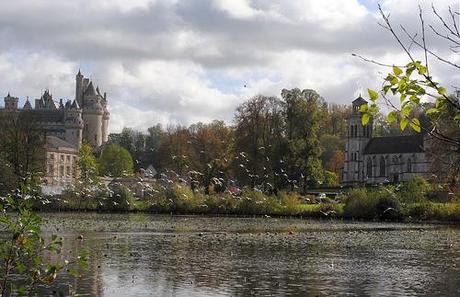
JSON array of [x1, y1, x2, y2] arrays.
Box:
[[342, 96, 373, 184], [81, 81, 104, 147], [75, 70, 84, 107], [4, 93, 18, 110], [101, 92, 110, 143], [64, 100, 84, 149]]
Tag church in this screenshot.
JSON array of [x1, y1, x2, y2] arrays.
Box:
[[342, 97, 432, 185], [1, 71, 110, 186]]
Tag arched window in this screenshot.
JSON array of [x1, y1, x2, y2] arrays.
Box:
[[379, 156, 386, 176], [407, 158, 412, 172], [367, 158, 373, 177]]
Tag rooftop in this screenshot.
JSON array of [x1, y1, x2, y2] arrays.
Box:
[[363, 134, 425, 155]]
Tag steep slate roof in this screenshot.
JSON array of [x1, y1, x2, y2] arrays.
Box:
[[32, 109, 65, 122], [46, 136, 77, 150], [352, 96, 367, 106], [84, 82, 96, 96], [364, 134, 425, 154]]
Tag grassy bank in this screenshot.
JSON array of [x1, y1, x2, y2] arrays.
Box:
[[33, 180, 460, 222]]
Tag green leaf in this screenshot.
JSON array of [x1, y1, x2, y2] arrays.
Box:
[[410, 118, 421, 133], [402, 105, 412, 117], [367, 89, 378, 101], [418, 65, 427, 75], [362, 113, 370, 125], [387, 111, 398, 123], [454, 113, 460, 121], [437, 87, 447, 95], [400, 118, 409, 131], [393, 65, 403, 76], [425, 108, 440, 116], [359, 104, 368, 112], [383, 85, 391, 94]]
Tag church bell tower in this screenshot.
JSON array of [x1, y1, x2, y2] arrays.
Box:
[[342, 96, 373, 184]]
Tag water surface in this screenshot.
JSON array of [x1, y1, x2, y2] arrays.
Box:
[[39, 213, 460, 296]]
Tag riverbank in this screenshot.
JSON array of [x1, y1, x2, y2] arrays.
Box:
[[33, 182, 460, 223], [34, 199, 460, 223]]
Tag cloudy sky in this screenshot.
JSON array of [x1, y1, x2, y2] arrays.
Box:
[[0, 0, 459, 132]]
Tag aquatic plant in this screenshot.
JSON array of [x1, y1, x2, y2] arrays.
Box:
[[0, 184, 88, 296]]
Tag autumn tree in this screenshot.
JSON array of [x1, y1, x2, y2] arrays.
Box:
[[187, 121, 233, 193], [233, 95, 286, 192]]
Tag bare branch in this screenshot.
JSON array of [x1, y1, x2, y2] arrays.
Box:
[[449, 6, 460, 36], [432, 4, 460, 39], [351, 53, 404, 68], [419, 5, 430, 77], [400, 25, 460, 70], [429, 24, 460, 46]]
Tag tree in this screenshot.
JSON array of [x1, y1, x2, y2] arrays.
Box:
[[282, 88, 324, 190], [99, 144, 134, 177], [357, 4, 460, 185], [325, 150, 345, 180], [78, 142, 98, 184], [233, 95, 286, 192], [0, 111, 45, 189]]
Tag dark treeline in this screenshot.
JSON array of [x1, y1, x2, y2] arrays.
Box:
[[112, 88, 353, 193]]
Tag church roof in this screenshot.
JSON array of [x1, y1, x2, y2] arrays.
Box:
[[364, 134, 425, 155], [352, 96, 367, 106]]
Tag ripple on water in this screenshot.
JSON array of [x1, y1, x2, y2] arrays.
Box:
[[36, 213, 460, 297]]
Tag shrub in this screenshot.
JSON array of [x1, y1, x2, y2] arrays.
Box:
[[343, 188, 378, 220], [399, 176, 431, 203], [344, 187, 402, 220], [278, 191, 301, 214], [101, 184, 134, 211], [375, 189, 402, 220], [236, 189, 281, 215], [323, 170, 339, 187], [165, 184, 205, 213]]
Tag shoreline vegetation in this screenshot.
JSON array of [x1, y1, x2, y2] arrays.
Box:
[[34, 177, 460, 223]]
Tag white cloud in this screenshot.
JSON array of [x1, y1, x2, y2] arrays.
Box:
[[0, 0, 458, 133]]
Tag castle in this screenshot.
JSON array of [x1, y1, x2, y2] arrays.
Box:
[[342, 97, 432, 185], [1, 71, 110, 186]]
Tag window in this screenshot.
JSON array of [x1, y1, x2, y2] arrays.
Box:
[[48, 165, 54, 175], [73, 156, 77, 164], [367, 158, 372, 177], [379, 156, 386, 176], [60, 155, 64, 162], [67, 155, 70, 162], [50, 153, 54, 160], [66, 166, 71, 176], [407, 158, 412, 172], [60, 166, 64, 177]]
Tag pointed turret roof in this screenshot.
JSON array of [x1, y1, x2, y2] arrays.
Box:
[[84, 81, 96, 96], [23, 98, 32, 110], [71, 100, 80, 109]]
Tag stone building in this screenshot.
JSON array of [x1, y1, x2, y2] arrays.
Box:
[[342, 97, 432, 185], [1, 71, 110, 186]]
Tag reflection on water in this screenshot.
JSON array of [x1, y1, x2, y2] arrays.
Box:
[[39, 213, 460, 296]]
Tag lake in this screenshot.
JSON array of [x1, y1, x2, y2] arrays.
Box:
[[37, 213, 460, 296]]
